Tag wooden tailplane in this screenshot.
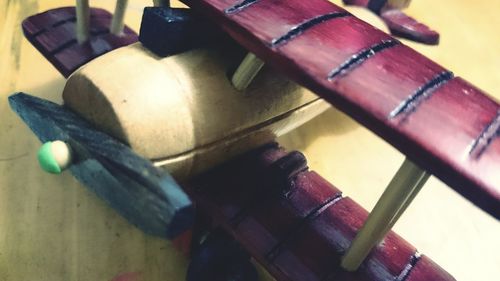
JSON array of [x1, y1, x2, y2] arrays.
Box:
[[22, 7, 137, 77]]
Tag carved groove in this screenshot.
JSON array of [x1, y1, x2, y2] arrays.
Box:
[[327, 40, 399, 80], [389, 71, 454, 118], [49, 39, 77, 55], [395, 252, 422, 281], [51, 17, 76, 28], [225, 0, 260, 14], [266, 194, 343, 261], [271, 12, 351, 47], [469, 110, 500, 158]]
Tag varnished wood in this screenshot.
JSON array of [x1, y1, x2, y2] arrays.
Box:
[[1, 1, 499, 281], [379, 9, 439, 44], [343, 0, 439, 44], [22, 6, 138, 77], [186, 144, 456, 281], [180, 0, 500, 218]]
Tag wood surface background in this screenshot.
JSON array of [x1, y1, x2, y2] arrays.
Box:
[[0, 0, 498, 280]]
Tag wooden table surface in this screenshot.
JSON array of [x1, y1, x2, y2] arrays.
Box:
[[0, 1, 498, 280]]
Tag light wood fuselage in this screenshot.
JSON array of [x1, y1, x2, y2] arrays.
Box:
[[63, 42, 329, 179]]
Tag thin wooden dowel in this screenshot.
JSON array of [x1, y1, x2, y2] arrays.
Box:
[[75, 0, 90, 43], [380, 171, 430, 240], [110, 0, 129, 35], [341, 158, 429, 271], [231, 53, 265, 91], [153, 0, 170, 6]]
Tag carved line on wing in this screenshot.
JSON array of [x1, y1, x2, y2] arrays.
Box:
[[225, 0, 260, 14], [30, 12, 113, 53], [265, 193, 343, 262], [389, 71, 454, 118], [395, 252, 422, 281], [47, 39, 78, 55], [327, 39, 399, 80], [469, 110, 500, 158], [270, 12, 351, 48]]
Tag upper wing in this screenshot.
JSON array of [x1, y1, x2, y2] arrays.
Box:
[[181, 0, 500, 218]]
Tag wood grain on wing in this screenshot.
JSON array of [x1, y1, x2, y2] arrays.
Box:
[[181, 0, 500, 218], [186, 144, 456, 281], [22, 7, 137, 77]]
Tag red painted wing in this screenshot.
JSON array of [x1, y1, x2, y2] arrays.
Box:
[[186, 144, 456, 280], [22, 7, 137, 77], [181, 0, 500, 218]]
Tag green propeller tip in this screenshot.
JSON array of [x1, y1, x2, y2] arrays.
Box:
[[37, 142, 62, 174]]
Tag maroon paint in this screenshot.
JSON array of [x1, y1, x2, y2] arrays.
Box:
[[343, 0, 439, 44], [186, 144, 456, 281], [181, 0, 499, 218], [22, 7, 138, 77], [380, 9, 439, 45], [405, 255, 456, 281]]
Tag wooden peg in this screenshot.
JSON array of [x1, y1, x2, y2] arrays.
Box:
[[231, 53, 265, 91], [110, 0, 129, 35], [341, 158, 429, 271], [75, 0, 90, 43], [153, 0, 170, 6]]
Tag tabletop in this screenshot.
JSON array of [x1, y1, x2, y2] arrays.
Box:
[[0, 0, 499, 280]]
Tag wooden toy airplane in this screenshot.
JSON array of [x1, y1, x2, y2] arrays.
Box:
[[8, 0, 499, 280]]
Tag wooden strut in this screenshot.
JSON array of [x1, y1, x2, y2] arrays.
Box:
[[75, 0, 90, 43], [110, 0, 129, 35], [341, 158, 430, 271], [231, 52, 265, 91]]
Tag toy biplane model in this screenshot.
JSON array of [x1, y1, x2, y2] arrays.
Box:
[[8, 0, 499, 280]]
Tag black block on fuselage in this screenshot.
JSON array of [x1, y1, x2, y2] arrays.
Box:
[[139, 7, 221, 57]]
